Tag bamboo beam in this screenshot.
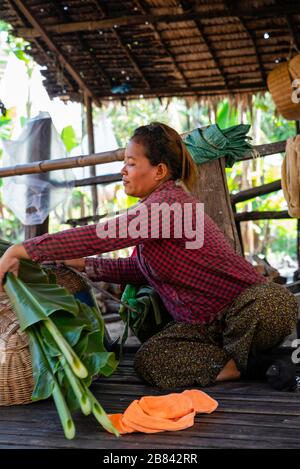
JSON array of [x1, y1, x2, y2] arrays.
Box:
[[234, 210, 291, 222], [66, 214, 102, 227], [14, 4, 300, 38], [10, 0, 100, 105], [0, 148, 125, 178], [231, 179, 282, 204], [65, 208, 128, 227], [74, 173, 122, 187], [0, 138, 287, 178]]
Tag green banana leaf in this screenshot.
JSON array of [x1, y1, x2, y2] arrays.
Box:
[[0, 240, 50, 285], [1, 242, 116, 380], [28, 328, 56, 401], [183, 123, 255, 168], [5, 276, 79, 330], [5, 273, 118, 381], [0, 239, 119, 437]]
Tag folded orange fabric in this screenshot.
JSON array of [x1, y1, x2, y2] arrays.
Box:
[[108, 389, 218, 434]]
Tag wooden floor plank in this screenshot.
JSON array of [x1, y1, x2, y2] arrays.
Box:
[[0, 352, 300, 448]]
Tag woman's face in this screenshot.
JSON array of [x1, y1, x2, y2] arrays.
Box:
[[121, 139, 168, 198]]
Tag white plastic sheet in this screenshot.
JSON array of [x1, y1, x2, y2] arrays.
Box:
[[2, 112, 75, 225]]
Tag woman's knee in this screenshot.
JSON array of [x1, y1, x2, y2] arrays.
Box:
[[133, 340, 159, 384], [253, 286, 299, 348], [133, 339, 185, 389], [133, 337, 228, 389], [263, 289, 298, 331]]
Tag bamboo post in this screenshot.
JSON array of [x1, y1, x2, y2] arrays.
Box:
[[85, 93, 98, 216]]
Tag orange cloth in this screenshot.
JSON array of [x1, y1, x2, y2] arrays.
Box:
[[108, 389, 218, 434]]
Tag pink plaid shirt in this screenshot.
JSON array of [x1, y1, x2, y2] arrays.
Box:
[[23, 180, 266, 324]]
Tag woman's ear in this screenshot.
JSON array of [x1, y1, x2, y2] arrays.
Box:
[[155, 163, 169, 181]]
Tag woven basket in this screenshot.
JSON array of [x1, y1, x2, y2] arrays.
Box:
[[45, 264, 87, 294], [267, 61, 300, 120], [0, 267, 87, 406], [0, 292, 34, 406], [289, 54, 300, 80]]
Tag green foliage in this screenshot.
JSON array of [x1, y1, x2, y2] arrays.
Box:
[[216, 101, 239, 128], [0, 240, 119, 439], [253, 94, 296, 143], [13, 48, 30, 64], [105, 98, 170, 146], [20, 115, 29, 128], [0, 107, 13, 140], [61, 125, 79, 153]]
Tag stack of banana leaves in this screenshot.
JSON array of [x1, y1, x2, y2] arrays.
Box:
[[0, 240, 119, 439], [183, 124, 254, 167]]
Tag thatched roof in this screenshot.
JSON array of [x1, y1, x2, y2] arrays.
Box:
[[2, 0, 300, 104]]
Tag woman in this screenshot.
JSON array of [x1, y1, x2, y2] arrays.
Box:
[[0, 122, 298, 390]]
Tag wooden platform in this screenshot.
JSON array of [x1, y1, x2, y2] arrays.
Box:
[[1, 350, 300, 449]]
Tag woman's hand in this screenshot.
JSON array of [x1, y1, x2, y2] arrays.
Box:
[[0, 244, 30, 291], [56, 258, 86, 272]]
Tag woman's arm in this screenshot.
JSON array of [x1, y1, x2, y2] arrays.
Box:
[[0, 244, 30, 290], [0, 188, 176, 286], [21, 195, 175, 263], [56, 255, 147, 285], [84, 256, 147, 285], [22, 210, 145, 264]]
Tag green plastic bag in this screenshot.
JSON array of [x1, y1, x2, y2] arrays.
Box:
[[119, 284, 172, 344]]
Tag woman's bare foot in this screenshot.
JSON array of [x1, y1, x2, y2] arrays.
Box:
[[215, 359, 241, 382]]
